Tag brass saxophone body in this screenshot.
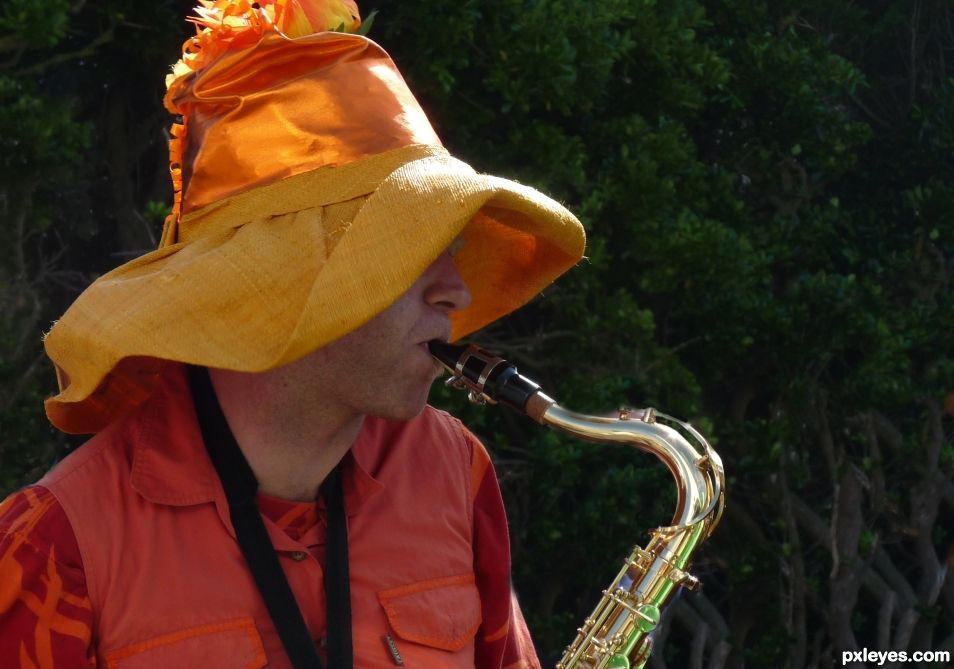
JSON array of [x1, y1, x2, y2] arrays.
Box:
[[429, 342, 726, 669]]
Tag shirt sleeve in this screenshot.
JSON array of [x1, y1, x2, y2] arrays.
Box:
[[0, 485, 96, 668], [466, 431, 542, 669]]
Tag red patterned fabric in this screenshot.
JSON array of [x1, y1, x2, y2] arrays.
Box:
[[0, 486, 94, 668]]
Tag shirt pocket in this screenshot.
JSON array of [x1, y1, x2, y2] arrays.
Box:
[[377, 573, 482, 652], [104, 618, 267, 669]]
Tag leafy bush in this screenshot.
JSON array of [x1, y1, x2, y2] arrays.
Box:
[[2, 1, 951, 666]]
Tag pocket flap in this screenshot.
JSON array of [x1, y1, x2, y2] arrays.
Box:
[[105, 618, 266, 669], [378, 573, 482, 652]]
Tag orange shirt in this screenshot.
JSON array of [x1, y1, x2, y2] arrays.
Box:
[[0, 365, 539, 669]]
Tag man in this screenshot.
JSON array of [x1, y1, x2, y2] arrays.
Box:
[[0, 1, 585, 667]]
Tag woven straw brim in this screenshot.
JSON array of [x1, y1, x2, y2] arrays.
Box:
[[43, 145, 585, 433]]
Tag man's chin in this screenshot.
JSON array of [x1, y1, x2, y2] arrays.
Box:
[[373, 393, 431, 423], [376, 407, 426, 423]]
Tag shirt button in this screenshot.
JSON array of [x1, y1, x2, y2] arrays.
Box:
[[290, 551, 308, 562]]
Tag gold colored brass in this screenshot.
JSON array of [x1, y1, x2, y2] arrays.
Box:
[[541, 403, 725, 669], [431, 342, 725, 669]]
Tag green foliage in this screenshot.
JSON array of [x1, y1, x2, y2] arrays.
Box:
[[391, 0, 953, 663], [0, 1, 180, 486], [0, 77, 91, 181], [0, 0, 71, 48], [3, 0, 953, 666]]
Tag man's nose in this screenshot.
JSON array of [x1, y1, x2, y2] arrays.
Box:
[[422, 251, 472, 313]]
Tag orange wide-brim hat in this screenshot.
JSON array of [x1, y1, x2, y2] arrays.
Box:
[[43, 1, 585, 434]]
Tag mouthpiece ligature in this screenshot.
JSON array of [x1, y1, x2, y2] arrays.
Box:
[[427, 341, 554, 422]]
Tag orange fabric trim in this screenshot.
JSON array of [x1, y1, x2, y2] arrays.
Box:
[[256, 494, 318, 534], [9, 489, 56, 536], [22, 487, 41, 509], [16, 545, 92, 668], [29, 552, 56, 669], [56, 589, 90, 610], [0, 491, 57, 615], [377, 572, 474, 600], [104, 618, 265, 669], [273, 503, 314, 530], [377, 573, 479, 651], [0, 534, 27, 616], [483, 620, 510, 644], [19, 644, 39, 669], [0, 489, 94, 668]]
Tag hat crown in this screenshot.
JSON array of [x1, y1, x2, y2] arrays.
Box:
[[161, 1, 441, 243]]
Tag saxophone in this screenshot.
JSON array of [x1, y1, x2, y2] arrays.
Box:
[[429, 342, 726, 669]]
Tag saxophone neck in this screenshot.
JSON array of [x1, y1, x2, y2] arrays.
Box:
[[538, 403, 725, 533]]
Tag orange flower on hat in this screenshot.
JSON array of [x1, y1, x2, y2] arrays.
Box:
[[166, 0, 362, 91], [279, 0, 361, 38]]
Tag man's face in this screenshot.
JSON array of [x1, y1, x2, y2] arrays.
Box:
[[279, 247, 472, 421]]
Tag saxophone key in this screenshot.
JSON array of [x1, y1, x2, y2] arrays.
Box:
[[634, 604, 661, 633], [669, 567, 700, 591]]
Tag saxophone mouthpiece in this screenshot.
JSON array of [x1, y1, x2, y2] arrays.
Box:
[[426, 340, 469, 373], [427, 340, 552, 420]]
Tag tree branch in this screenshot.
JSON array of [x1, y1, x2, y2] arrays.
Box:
[[878, 590, 895, 650], [13, 27, 114, 77], [780, 464, 807, 669], [829, 465, 865, 654], [909, 1, 922, 108], [0, 35, 29, 54]]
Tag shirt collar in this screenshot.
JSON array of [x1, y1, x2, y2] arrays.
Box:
[[129, 363, 383, 517], [129, 363, 221, 506]]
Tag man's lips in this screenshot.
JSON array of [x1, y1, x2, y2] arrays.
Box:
[[417, 334, 450, 372], [417, 340, 445, 356], [417, 328, 451, 349]]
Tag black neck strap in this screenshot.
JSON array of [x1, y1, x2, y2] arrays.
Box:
[[189, 366, 353, 669]]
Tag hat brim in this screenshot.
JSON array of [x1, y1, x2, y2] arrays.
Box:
[[43, 146, 585, 433]]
